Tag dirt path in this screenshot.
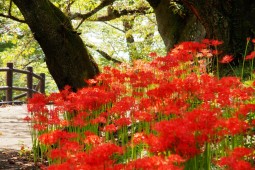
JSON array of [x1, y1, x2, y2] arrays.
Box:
[[0, 104, 32, 151]]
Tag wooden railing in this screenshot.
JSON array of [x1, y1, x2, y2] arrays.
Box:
[[0, 63, 45, 104]]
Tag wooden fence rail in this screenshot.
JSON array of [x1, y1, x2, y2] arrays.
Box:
[[0, 63, 45, 104]]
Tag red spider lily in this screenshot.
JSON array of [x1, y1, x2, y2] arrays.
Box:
[[202, 39, 210, 45], [23, 116, 31, 122], [133, 111, 154, 122], [252, 38, 255, 44], [128, 156, 184, 170], [39, 130, 62, 145], [211, 40, 223, 46], [90, 116, 107, 124], [168, 154, 186, 164], [216, 117, 249, 136], [27, 93, 48, 113], [84, 134, 102, 146], [33, 124, 47, 131], [149, 52, 157, 57], [49, 148, 67, 160], [60, 141, 82, 152], [245, 51, 255, 60], [114, 117, 131, 127], [110, 96, 135, 115], [217, 147, 254, 170], [103, 124, 118, 133], [219, 55, 234, 63], [27, 39, 255, 169], [84, 143, 123, 166], [231, 147, 253, 159], [132, 132, 148, 144]]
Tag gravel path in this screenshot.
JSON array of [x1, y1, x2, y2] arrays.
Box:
[[0, 105, 32, 151]]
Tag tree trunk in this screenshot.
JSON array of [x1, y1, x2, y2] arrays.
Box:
[[147, 0, 206, 52], [147, 0, 255, 61], [13, 0, 99, 91], [181, 0, 255, 60]]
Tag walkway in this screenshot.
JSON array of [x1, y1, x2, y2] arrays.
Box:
[[0, 105, 32, 150]]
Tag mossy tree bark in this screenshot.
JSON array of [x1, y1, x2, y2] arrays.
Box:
[[13, 0, 99, 91]]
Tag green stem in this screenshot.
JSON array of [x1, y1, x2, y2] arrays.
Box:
[[241, 40, 250, 80]]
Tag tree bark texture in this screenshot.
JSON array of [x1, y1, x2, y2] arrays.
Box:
[[147, 0, 206, 52], [182, 0, 255, 61], [148, 0, 255, 61], [13, 0, 99, 91]]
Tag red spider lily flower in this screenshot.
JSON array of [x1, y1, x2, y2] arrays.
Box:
[[231, 147, 253, 159], [84, 134, 102, 146], [149, 52, 157, 57], [212, 49, 222, 55], [216, 118, 249, 135], [61, 141, 81, 152], [114, 117, 131, 127], [211, 40, 223, 46], [219, 55, 234, 63], [237, 104, 255, 117], [33, 124, 47, 131], [129, 156, 184, 170], [110, 96, 135, 115], [103, 124, 118, 133], [23, 116, 31, 122], [132, 132, 148, 144], [85, 78, 98, 86], [146, 134, 168, 153], [217, 147, 254, 170], [133, 111, 154, 122], [247, 37, 251, 42], [90, 116, 107, 124], [85, 143, 123, 166], [27, 93, 48, 113], [49, 148, 67, 160], [252, 119, 255, 125], [218, 158, 253, 170], [245, 51, 255, 60], [168, 154, 186, 163], [252, 38, 255, 44], [39, 130, 61, 145], [202, 39, 210, 45], [200, 49, 213, 58], [72, 117, 86, 127]]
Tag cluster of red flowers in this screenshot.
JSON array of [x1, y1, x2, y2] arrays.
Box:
[[27, 40, 255, 169]]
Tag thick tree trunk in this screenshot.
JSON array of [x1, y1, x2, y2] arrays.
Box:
[[181, 0, 255, 60], [147, 0, 206, 52], [148, 0, 255, 61], [13, 0, 99, 91]]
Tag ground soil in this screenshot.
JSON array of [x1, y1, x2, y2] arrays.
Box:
[[0, 149, 46, 170]]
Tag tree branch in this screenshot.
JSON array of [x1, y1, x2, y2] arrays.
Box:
[[86, 44, 122, 64], [102, 21, 125, 33], [72, 0, 116, 29], [0, 0, 26, 23], [0, 13, 26, 23], [88, 6, 151, 21]]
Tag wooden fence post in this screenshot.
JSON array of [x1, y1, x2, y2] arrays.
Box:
[[6, 63, 13, 102], [27, 66, 33, 99], [40, 73, 45, 94]]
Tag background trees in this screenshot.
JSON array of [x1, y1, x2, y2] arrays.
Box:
[[1, 0, 164, 92], [1, 0, 255, 92]]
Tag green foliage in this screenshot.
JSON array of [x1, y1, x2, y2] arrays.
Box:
[[0, 0, 165, 94]]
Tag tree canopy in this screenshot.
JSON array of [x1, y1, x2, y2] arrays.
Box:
[[1, 0, 255, 91]]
